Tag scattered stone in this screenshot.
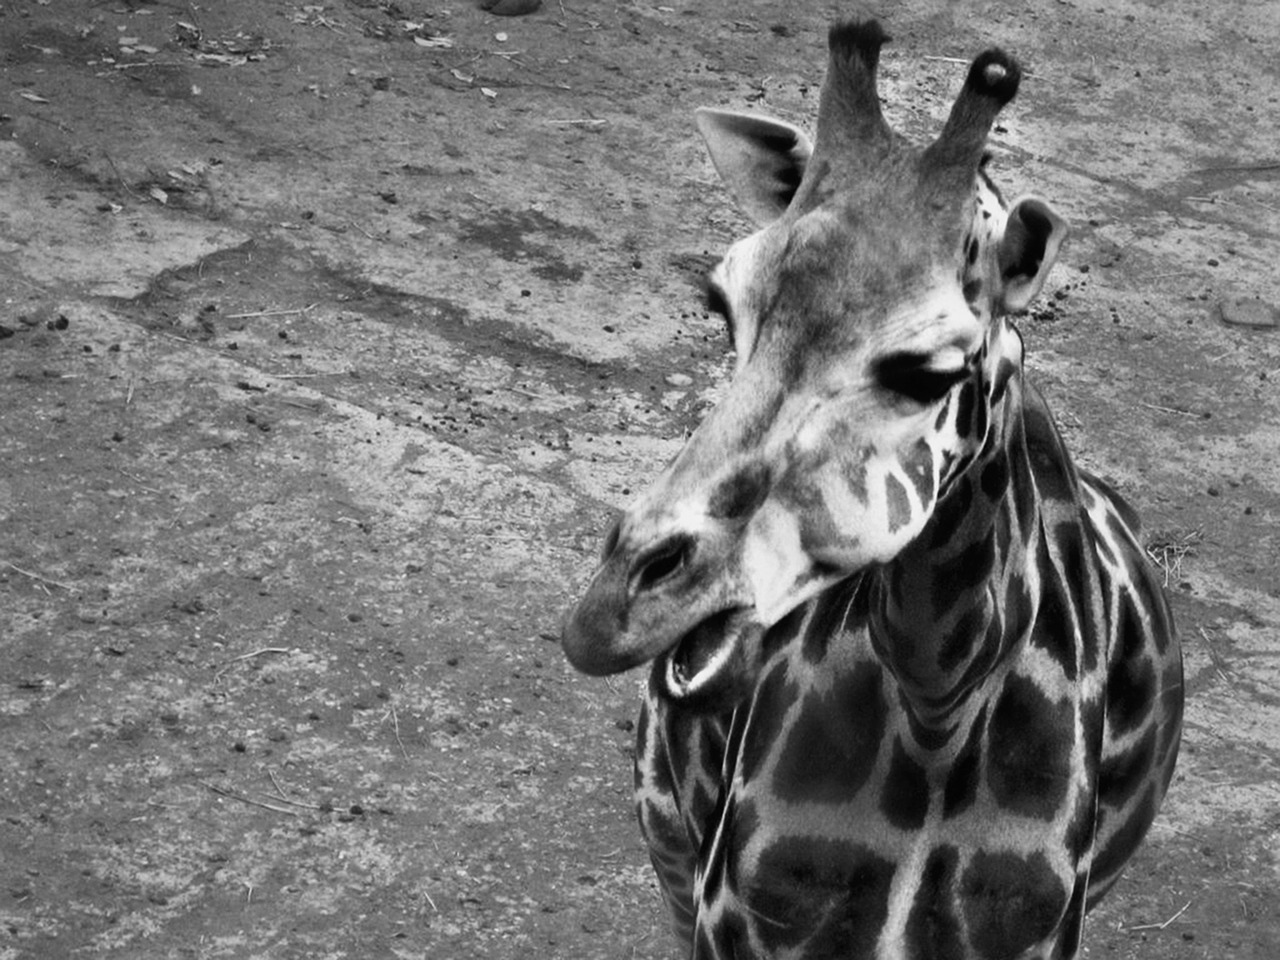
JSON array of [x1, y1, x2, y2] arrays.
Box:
[[664, 373, 692, 387], [1217, 297, 1277, 329], [0, 324, 14, 339]]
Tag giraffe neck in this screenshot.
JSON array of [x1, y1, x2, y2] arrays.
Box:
[[867, 339, 1047, 735]]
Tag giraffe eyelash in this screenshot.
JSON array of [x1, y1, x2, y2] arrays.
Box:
[[873, 351, 973, 405]]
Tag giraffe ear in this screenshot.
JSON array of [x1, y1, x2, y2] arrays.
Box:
[[695, 108, 813, 225], [997, 196, 1068, 313]]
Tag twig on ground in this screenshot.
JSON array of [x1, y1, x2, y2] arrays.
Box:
[[202, 781, 301, 816], [264, 771, 323, 810], [1144, 528, 1202, 587], [2, 560, 72, 590], [1127, 900, 1192, 932], [225, 304, 317, 320], [213, 647, 292, 681], [391, 703, 409, 759], [1139, 401, 1201, 418]]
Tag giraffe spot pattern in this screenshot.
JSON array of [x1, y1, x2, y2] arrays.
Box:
[[880, 736, 929, 829], [990, 356, 1018, 401], [749, 837, 896, 955], [740, 662, 797, 784], [885, 472, 912, 533], [960, 849, 1069, 959], [935, 536, 996, 600], [979, 452, 1010, 503], [1098, 726, 1157, 810], [708, 461, 772, 521], [929, 474, 974, 548], [1107, 594, 1158, 736], [905, 845, 964, 960], [1031, 570, 1079, 681], [707, 909, 750, 960], [987, 674, 1073, 820], [801, 576, 863, 664], [1061, 775, 1098, 862], [901, 688, 960, 750], [901, 438, 936, 505], [954, 381, 978, 440], [1091, 783, 1157, 882], [724, 797, 761, 898], [943, 705, 988, 818], [1056, 876, 1090, 960], [937, 602, 988, 675], [1056, 520, 1101, 674], [773, 660, 887, 805]]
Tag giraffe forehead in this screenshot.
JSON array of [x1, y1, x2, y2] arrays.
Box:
[[722, 206, 985, 348]]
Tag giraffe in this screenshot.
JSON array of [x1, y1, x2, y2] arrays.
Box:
[[561, 19, 1183, 960]]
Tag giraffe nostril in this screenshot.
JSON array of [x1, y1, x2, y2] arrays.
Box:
[[631, 535, 695, 595]]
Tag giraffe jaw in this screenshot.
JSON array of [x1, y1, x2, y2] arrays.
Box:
[[659, 607, 760, 701]]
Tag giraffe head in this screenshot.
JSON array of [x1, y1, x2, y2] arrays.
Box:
[[562, 20, 1066, 703]]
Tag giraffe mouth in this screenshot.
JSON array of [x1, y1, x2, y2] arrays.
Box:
[[660, 607, 758, 700]]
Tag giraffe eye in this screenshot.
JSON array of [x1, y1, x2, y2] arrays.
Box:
[[874, 352, 971, 405]]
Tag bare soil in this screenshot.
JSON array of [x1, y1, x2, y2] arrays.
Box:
[[1, 2, 1277, 958]]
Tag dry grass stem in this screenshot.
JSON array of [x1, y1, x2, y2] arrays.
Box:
[[3, 560, 72, 590], [213, 647, 292, 681], [1139, 401, 1202, 418], [225, 304, 317, 320], [391, 704, 410, 760], [1127, 899, 1192, 932], [202, 781, 301, 816], [1145, 528, 1202, 586]]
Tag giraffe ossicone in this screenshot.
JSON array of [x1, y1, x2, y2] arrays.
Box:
[[562, 18, 1182, 960]]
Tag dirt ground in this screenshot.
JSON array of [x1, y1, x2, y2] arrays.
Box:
[[0, 1, 1277, 958]]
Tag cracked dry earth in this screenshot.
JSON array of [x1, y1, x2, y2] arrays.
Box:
[[0, 1, 1278, 958]]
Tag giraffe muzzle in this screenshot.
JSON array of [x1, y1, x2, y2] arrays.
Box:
[[659, 606, 762, 702]]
